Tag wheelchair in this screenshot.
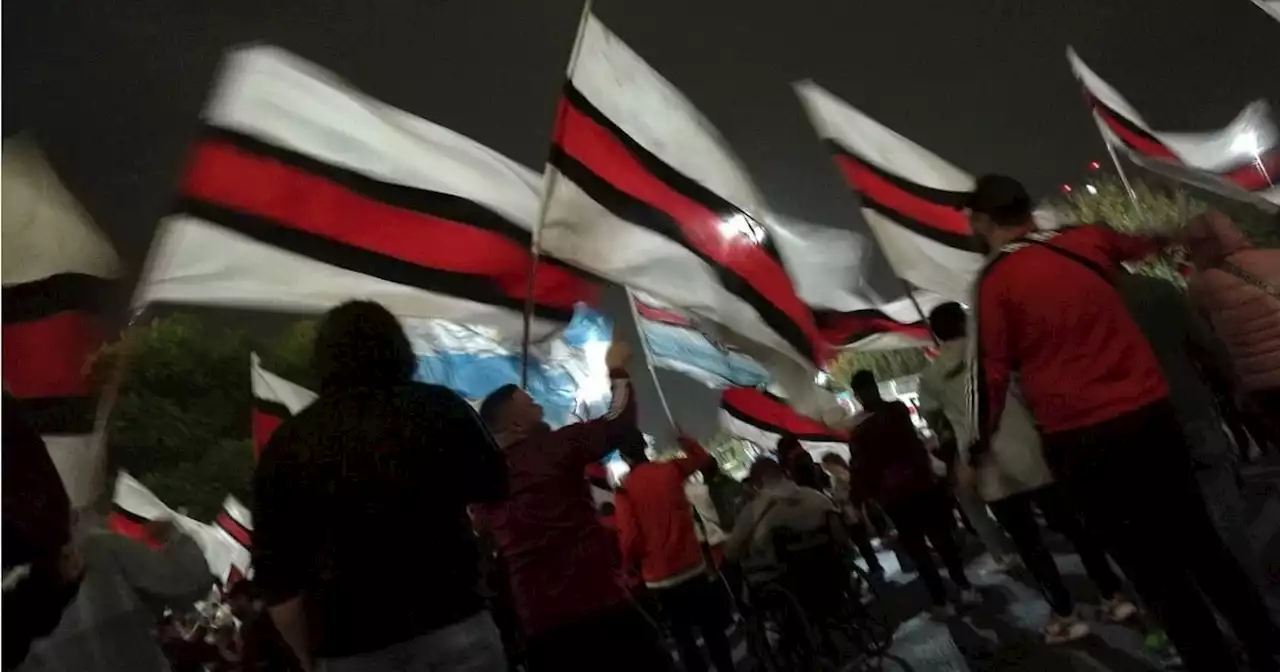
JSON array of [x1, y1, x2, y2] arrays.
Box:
[[741, 513, 893, 671]]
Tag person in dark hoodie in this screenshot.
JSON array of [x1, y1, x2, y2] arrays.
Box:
[[2, 393, 84, 670], [253, 301, 509, 672]]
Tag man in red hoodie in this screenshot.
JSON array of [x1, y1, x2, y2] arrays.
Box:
[[474, 340, 672, 672], [966, 175, 1279, 671], [615, 435, 735, 672]]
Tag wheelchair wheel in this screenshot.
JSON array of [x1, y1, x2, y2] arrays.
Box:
[[835, 583, 893, 658], [749, 583, 819, 671]]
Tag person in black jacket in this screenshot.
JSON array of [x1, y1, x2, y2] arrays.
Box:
[[253, 301, 509, 672]]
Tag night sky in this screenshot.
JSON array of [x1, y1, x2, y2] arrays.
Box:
[[5, 0, 1279, 437]]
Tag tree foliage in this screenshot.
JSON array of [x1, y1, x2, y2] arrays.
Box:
[[828, 347, 930, 389], [96, 313, 315, 519]]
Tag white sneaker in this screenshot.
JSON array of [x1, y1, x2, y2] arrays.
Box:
[[1102, 595, 1139, 623], [958, 588, 983, 607], [1044, 613, 1091, 644]]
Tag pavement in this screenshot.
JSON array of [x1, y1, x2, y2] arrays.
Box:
[[691, 453, 1280, 671]]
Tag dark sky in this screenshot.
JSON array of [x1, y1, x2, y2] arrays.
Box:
[[5, 0, 1279, 437]]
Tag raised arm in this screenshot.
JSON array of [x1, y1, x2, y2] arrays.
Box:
[[672, 436, 713, 479], [1090, 224, 1166, 264]]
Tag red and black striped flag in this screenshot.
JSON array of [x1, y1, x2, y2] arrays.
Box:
[[539, 14, 836, 418], [135, 46, 595, 338], [2, 137, 119, 507], [250, 354, 316, 459]]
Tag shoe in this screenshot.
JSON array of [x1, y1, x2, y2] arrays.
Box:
[[958, 588, 983, 607], [1044, 613, 1091, 644], [1102, 595, 1139, 622]]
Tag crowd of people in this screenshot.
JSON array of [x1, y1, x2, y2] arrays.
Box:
[[4, 171, 1280, 672]]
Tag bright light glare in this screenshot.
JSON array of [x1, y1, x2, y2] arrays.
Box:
[[1232, 130, 1262, 157], [814, 371, 830, 386], [1085, 184, 1098, 195], [574, 340, 612, 405], [718, 213, 766, 245]]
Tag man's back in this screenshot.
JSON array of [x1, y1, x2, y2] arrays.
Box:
[[975, 226, 1168, 435], [252, 382, 504, 658], [616, 457, 706, 587], [730, 482, 835, 578], [848, 401, 935, 505]]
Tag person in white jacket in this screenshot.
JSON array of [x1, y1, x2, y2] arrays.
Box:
[[18, 514, 215, 672], [918, 302, 1136, 644]]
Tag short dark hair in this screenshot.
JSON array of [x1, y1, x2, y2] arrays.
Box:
[[820, 452, 848, 468], [312, 301, 415, 393], [479, 384, 522, 428], [850, 369, 878, 389], [748, 457, 785, 485], [964, 174, 1033, 227], [776, 433, 801, 456], [928, 302, 967, 342]]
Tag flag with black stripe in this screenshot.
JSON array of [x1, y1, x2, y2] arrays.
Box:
[[540, 14, 837, 417], [2, 136, 119, 508], [250, 353, 316, 459], [795, 81, 984, 304], [136, 46, 596, 338], [719, 387, 850, 461], [1068, 48, 1280, 210]]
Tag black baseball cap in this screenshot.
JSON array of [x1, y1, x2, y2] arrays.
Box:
[[962, 174, 1033, 221]]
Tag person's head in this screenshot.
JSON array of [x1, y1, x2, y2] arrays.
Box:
[[312, 301, 415, 394], [775, 433, 802, 459], [964, 174, 1036, 255], [479, 384, 545, 444], [224, 580, 260, 621], [617, 432, 649, 466], [820, 452, 849, 480], [849, 369, 883, 408], [928, 302, 968, 343], [747, 457, 787, 489]]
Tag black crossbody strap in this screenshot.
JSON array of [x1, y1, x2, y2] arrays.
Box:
[[1025, 239, 1118, 287]]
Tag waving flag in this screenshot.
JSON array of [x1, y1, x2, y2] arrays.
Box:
[[136, 46, 594, 338], [108, 472, 250, 584], [2, 137, 119, 507], [720, 388, 850, 461], [1068, 48, 1280, 209], [795, 82, 983, 303], [816, 291, 944, 351], [1254, 0, 1280, 23], [540, 14, 835, 416], [632, 290, 770, 389], [214, 496, 253, 564], [250, 354, 316, 458]]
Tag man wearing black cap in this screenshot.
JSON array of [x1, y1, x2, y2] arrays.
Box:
[[964, 175, 1279, 671]]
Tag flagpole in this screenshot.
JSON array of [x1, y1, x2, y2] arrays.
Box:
[[522, 0, 595, 389], [901, 279, 939, 346], [624, 288, 677, 431], [1089, 117, 1151, 223]]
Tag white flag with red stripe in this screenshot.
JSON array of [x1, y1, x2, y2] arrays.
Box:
[[250, 354, 316, 458], [108, 472, 250, 584], [2, 136, 120, 507], [1252, 0, 1280, 23], [794, 81, 984, 304], [135, 46, 595, 338], [1068, 48, 1280, 210], [816, 290, 945, 351], [540, 14, 836, 417], [719, 388, 850, 462]]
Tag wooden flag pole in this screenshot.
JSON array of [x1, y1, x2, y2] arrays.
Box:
[[521, 0, 595, 389]]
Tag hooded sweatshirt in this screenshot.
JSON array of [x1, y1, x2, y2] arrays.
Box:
[[1185, 212, 1280, 392]]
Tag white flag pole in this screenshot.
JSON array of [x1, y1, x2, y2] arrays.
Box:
[[522, 0, 595, 389], [624, 288, 677, 432]]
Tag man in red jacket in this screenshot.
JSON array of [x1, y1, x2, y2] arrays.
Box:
[[615, 435, 735, 672], [966, 174, 1279, 672], [474, 340, 672, 672]]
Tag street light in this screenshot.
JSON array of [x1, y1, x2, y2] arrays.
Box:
[[1232, 129, 1273, 187]]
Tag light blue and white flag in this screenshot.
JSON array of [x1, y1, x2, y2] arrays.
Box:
[[631, 290, 770, 390], [405, 303, 613, 427]]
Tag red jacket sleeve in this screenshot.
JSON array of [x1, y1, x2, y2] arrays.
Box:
[[672, 436, 712, 479], [1089, 224, 1162, 264], [972, 270, 1013, 452]]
